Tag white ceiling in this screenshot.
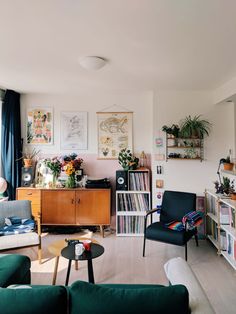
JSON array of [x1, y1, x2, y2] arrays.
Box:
[[0, 0, 236, 93]]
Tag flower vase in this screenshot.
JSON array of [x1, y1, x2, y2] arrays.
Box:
[[52, 174, 58, 188], [66, 175, 76, 188]]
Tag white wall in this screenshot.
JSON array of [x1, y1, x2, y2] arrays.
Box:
[[21, 91, 153, 156], [152, 91, 235, 207], [20, 91, 153, 214]]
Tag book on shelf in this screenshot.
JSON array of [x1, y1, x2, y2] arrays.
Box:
[[229, 207, 236, 228], [227, 234, 234, 257], [220, 204, 230, 224], [220, 230, 227, 251]]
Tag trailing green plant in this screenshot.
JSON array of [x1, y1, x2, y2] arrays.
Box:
[[162, 124, 180, 138], [118, 148, 139, 171], [179, 115, 211, 138]]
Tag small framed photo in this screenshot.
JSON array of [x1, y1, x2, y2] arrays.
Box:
[[156, 179, 164, 188], [157, 165, 163, 174]]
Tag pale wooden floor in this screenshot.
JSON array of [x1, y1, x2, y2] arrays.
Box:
[[6, 230, 236, 314]]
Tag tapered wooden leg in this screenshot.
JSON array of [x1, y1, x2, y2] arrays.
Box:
[[52, 256, 60, 285], [185, 243, 188, 261], [100, 225, 104, 238], [75, 260, 79, 270], [38, 244, 42, 264]]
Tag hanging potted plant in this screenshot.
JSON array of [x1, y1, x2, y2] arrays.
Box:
[[179, 115, 212, 138]]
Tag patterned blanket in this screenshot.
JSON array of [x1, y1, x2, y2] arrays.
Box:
[[0, 216, 35, 236], [165, 211, 203, 231]]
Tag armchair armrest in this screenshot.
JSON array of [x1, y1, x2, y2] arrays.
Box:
[[145, 208, 159, 218]]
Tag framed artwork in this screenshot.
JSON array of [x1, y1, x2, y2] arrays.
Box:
[[97, 112, 133, 159], [27, 107, 53, 145], [156, 179, 164, 188], [60, 111, 88, 150]]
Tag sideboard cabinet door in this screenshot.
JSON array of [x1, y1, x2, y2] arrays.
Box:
[[76, 189, 111, 225], [42, 190, 76, 225]]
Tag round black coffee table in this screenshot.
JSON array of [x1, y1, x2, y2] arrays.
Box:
[[61, 243, 104, 286]]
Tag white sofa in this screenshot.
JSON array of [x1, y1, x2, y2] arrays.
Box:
[[164, 257, 215, 314]]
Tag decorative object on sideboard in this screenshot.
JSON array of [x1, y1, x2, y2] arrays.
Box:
[[139, 151, 147, 167], [118, 148, 139, 171], [44, 157, 62, 188], [61, 153, 84, 188]]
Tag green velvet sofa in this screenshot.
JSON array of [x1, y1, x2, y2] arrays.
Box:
[[0, 254, 190, 314]]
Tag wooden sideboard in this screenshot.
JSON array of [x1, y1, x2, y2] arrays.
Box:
[[16, 187, 111, 237]]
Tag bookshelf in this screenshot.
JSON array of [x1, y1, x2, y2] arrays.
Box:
[[205, 189, 236, 269], [116, 168, 151, 236]]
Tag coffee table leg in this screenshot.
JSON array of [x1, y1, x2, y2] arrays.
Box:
[[75, 260, 79, 271], [65, 259, 72, 286], [87, 259, 95, 283], [52, 256, 60, 285]]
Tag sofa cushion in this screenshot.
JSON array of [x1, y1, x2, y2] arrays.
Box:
[[0, 286, 68, 314], [0, 232, 39, 250], [69, 280, 190, 314], [164, 257, 215, 314], [0, 254, 31, 287]]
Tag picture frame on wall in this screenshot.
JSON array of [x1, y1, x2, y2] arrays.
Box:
[[27, 107, 53, 145], [60, 111, 88, 150], [97, 111, 133, 159]]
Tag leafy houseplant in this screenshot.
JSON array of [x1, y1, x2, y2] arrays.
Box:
[[118, 148, 139, 171], [162, 124, 180, 138], [214, 177, 234, 195], [179, 115, 211, 138]]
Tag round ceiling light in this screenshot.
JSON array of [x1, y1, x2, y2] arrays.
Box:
[[79, 56, 107, 70]]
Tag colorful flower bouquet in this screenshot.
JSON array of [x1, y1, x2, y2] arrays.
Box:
[[43, 157, 62, 187], [60, 153, 84, 188]]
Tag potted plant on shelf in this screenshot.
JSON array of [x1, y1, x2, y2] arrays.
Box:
[[179, 115, 212, 138], [118, 148, 139, 171], [162, 124, 180, 146], [223, 156, 234, 171], [162, 124, 180, 138], [214, 176, 234, 196], [17, 148, 40, 168]]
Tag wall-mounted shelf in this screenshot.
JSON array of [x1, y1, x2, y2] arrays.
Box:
[[165, 135, 204, 161]]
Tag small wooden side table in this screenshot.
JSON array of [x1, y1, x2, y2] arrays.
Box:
[[47, 237, 98, 285]]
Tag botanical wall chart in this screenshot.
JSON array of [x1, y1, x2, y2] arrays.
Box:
[[97, 112, 133, 159], [60, 111, 88, 150], [27, 108, 53, 144]]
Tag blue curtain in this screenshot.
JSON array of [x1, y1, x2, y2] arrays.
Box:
[[1, 90, 22, 200]]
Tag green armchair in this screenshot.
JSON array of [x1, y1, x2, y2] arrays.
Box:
[[143, 190, 198, 261]]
